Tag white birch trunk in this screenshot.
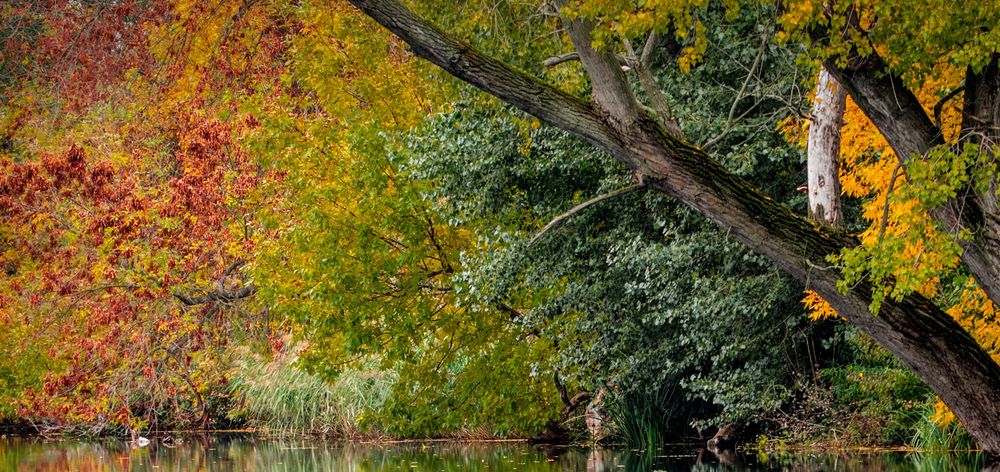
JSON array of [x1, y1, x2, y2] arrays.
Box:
[[807, 69, 847, 227]]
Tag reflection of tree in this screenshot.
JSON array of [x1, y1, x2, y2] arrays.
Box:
[[1, 437, 993, 471], [586, 449, 606, 472]]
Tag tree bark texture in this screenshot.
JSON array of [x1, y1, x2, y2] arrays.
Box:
[[957, 55, 1000, 312], [347, 0, 1000, 454]]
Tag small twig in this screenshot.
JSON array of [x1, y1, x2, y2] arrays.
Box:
[[701, 33, 768, 151], [877, 161, 905, 242], [933, 85, 964, 130], [528, 183, 646, 245]]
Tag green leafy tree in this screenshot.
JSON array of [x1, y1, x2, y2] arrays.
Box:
[[349, 0, 1000, 452]]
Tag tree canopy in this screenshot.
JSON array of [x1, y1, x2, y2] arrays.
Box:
[[2, 0, 1000, 453]]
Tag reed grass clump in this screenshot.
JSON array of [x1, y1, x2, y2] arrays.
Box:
[[605, 384, 684, 451], [227, 356, 394, 437]]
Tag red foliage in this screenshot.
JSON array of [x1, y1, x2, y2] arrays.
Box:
[[1, 0, 169, 110], [1, 0, 294, 434], [3, 117, 271, 432]]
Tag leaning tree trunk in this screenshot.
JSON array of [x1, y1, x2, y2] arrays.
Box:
[[806, 69, 846, 227], [347, 0, 1000, 454]]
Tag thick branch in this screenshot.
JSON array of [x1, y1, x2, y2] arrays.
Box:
[[543, 51, 629, 68], [820, 52, 941, 161], [558, 1, 641, 125], [348, 0, 1000, 454], [956, 55, 1000, 307], [639, 31, 658, 67], [624, 37, 683, 139], [543, 52, 580, 68], [346, 0, 623, 158]]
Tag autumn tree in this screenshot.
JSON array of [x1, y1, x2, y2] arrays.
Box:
[[244, 0, 574, 436], [0, 0, 290, 433], [346, 0, 1000, 452]]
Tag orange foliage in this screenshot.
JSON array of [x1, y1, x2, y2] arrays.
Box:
[[791, 65, 1000, 425], [801, 289, 840, 321], [0, 0, 292, 432]]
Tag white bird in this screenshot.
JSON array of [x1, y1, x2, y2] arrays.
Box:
[[135, 436, 151, 447]]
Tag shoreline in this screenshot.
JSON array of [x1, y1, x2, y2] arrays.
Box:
[[0, 431, 985, 456]]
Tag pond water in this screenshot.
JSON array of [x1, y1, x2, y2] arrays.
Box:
[[0, 435, 991, 471]]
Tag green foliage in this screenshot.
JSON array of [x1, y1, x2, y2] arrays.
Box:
[[0, 325, 52, 421], [910, 413, 975, 451], [773, 327, 933, 446], [778, 0, 1000, 83], [246, 0, 559, 437], [396, 5, 823, 433], [819, 364, 928, 445], [404, 103, 811, 429], [228, 355, 393, 437], [370, 337, 559, 437]]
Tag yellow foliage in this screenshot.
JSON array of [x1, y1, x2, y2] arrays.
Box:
[[777, 0, 817, 42], [947, 278, 1000, 357], [801, 289, 840, 321], [932, 399, 956, 427], [932, 277, 1000, 425], [802, 61, 997, 423]]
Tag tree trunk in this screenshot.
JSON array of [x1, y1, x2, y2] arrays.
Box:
[[346, 0, 1000, 454], [957, 55, 1000, 310], [823, 49, 1000, 309], [806, 69, 846, 227]]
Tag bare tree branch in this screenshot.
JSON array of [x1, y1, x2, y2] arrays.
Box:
[[543, 52, 580, 67], [529, 183, 645, 245], [173, 284, 257, 306], [701, 33, 768, 151], [934, 85, 965, 130], [624, 37, 683, 139]]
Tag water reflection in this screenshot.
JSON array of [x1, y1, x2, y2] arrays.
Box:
[[0, 435, 991, 471]]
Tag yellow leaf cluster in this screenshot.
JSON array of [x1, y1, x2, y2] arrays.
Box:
[[797, 66, 966, 320], [571, 0, 714, 71], [801, 289, 840, 321]]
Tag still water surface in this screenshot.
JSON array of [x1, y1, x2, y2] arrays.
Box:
[[0, 435, 991, 471]]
